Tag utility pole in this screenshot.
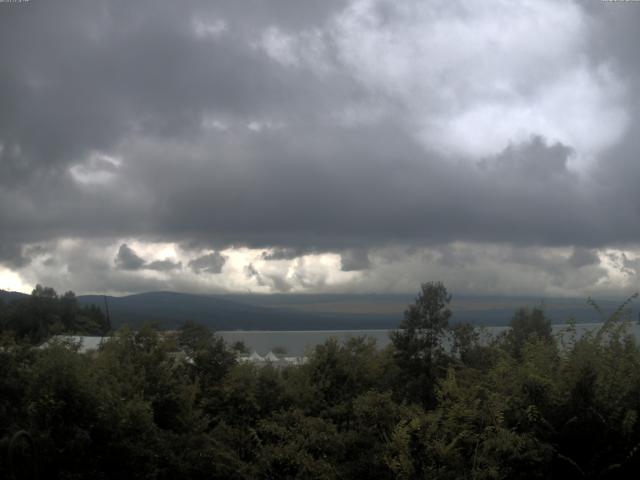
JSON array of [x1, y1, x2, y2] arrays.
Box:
[[103, 295, 112, 332]]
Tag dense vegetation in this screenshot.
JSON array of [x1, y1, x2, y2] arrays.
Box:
[[2, 282, 640, 478], [0, 285, 110, 342]]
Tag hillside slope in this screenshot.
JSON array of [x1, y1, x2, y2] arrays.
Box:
[[4, 289, 636, 330]]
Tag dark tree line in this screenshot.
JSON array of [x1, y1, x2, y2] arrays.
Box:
[[1, 282, 640, 479], [0, 285, 110, 342]]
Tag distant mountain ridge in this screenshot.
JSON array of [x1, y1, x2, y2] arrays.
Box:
[[77, 291, 397, 330], [0, 290, 29, 302], [3, 289, 637, 330]]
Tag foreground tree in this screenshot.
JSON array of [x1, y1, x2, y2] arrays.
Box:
[[390, 281, 452, 407], [502, 306, 553, 359]]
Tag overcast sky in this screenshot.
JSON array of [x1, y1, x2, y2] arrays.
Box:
[[2, 0, 640, 297]]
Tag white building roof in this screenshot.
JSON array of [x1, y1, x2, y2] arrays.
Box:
[[42, 335, 107, 354], [239, 351, 307, 366]]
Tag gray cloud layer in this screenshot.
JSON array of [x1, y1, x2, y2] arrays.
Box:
[[188, 252, 227, 274], [114, 243, 182, 272], [341, 249, 371, 272], [2, 1, 640, 294], [114, 244, 145, 271]]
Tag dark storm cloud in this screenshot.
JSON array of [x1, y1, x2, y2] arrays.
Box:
[[569, 247, 600, 269], [114, 243, 181, 271], [261, 247, 317, 261], [134, 132, 600, 249], [0, 244, 30, 269], [147, 259, 182, 272], [244, 263, 260, 279], [340, 249, 371, 271], [114, 244, 145, 271], [583, 0, 640, 79], [1, 0, 640, 277], [621, 253, 640, 277], [436, 246, 478, 269], [0, 0, 339, 181], [479, 136, 572, 181], [244, 262, 292, 292], [188, 252, 226, 274]]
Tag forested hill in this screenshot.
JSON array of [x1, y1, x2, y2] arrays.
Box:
[[76, 291, 396, 330], [3, 289, 636, 331], [80, 291, 636, 330], [0, 290, 28, 302]]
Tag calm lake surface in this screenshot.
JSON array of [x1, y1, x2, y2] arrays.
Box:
[[218, 322, 640, 356]]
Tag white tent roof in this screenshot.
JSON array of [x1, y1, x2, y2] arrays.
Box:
[[264, 351, 279, 362], [248, 351, 264, 361]]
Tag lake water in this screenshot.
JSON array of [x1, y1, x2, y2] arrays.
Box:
[[218, 322, 640, 356]]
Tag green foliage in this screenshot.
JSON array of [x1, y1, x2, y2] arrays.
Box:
[[256, 409, 341, 479], [231, 339, 250, 354], [501, 306, 553, 359], [307, 336, 384, 414], [0, 284, 110, 343], [390, 281, 452, 406], [2, 283, 640, 478], [178, 320, 213, 353]]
